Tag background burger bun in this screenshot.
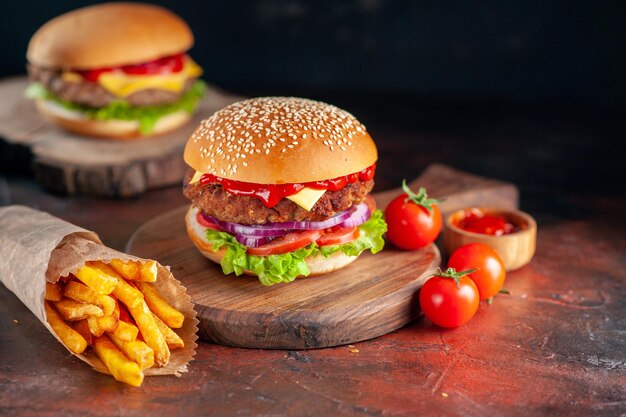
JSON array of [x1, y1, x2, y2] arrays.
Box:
[[184, 97, 378, 184], [185, 206, 360, 277], [27, 2, 193, 69], [35, 100, 192, 139]]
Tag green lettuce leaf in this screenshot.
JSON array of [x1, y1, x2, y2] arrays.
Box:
[[204, 209, 388, 286], [25, 80, 206, 134]]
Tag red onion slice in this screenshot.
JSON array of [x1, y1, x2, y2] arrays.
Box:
[[204, 214, 287, 237], [337, 202, 370, 228], [201, 209, 353, 237], [235, 234, 273, 247]]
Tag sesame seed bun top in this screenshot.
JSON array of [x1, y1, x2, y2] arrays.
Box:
[[27, 3, 193, 70], [184, 97, 378, 184]]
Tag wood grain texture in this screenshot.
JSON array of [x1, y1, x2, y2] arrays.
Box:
[[127, 205, 440, 349], [126, 164, 519, 349], [0, 77, 242, 197]]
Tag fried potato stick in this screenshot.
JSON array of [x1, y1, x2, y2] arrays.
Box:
[[93, 336, 144, 387], [45, 302, 87, 354], [152, 313, 184, 349], [44, 282, 63, 301], [128, 300, 170, 367], [54, 298, 103, 321], [107, 333, 154, 370], [113, 279, 144, 310], [135, 282, 184, 328], [71, 319, 93, 345], [74, 264, 117, 295], [138, 261, 158, 282], [64, 281, 115, 315], [108, 259, 140, 281]]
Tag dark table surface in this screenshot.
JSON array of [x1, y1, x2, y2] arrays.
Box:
[[1, 100, 625, 417]]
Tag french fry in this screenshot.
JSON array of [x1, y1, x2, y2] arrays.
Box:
[[71, 319, 93, 345], [111, 299, 120, 319], [112, 278, 144, 309], [152, 313, 184, 349], [138, 260, 158, 282], [109, 258, 140, 281], [74, 264, 118, 295], [113, 320, 139, 342], [135, 282, 184, 328], [107, 334, 154, 370], [128, 299, 170, 367], [92, 336, 144, 387], [64, 281, 115, 315], [44, 282, 63, 301], [96, 314, 118, 333], [87, 316, 105, 337], [54, 298, 103, 321], [87, 297, 115, 335], [45, 302, 87, 354]]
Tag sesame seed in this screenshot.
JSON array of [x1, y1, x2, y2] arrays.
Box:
[[188, 97, 368, 175]]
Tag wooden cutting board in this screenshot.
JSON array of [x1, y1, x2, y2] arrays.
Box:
[[126, 164, 518, 349], [0, 76, 243, 197]]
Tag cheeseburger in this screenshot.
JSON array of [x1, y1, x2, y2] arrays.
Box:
[[183, 97, 387, 285], [26, 3, 205, 138]]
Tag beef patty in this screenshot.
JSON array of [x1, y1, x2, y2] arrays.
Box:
[[28, 64, 195, 108], [183, 169, 374, 224]]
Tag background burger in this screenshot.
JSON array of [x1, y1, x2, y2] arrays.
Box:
[[25, 2, 205, 138], [183, 97, 387, 285]]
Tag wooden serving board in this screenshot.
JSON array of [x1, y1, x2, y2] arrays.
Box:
[[126, 164, 518, 349], [0, 76, 243, 197]]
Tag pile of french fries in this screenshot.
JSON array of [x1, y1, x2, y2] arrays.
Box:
[[44, 259, 185, 387]]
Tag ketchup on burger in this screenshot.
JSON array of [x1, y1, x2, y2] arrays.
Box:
[[183, 97, 388, 285], [26, 2, 205, 138]]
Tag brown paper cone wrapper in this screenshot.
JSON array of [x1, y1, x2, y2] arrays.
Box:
[[0, 205, 198, 377]]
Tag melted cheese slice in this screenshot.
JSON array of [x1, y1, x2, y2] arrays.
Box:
[[189, 170, 204, 184], [286, 187, 326, 211], [64, 57, 203, 97], [61, 72, 84, 83], [190, 171, 326, 211]]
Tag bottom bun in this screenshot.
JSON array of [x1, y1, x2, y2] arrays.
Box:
[[185, 206, 359, 278], [35, 99, 191, 139]]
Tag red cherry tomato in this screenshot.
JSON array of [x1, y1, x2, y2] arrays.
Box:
[[448, 243, 506, 300], [316, 226, 359, 246], [247, 230, 323, 256], [196, 211, 222, 231], [420, 273, 480, 328], [385, 195, 442, 250]]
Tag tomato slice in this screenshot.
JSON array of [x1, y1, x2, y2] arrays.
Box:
[[77, 54, 185, 81], [316, 226, 359, 246], [247, 230, 323, 256], [196, 211, 222, 231], [121, 54, 185, 75]]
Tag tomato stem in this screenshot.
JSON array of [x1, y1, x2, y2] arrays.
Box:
[[401, 180, 440, 213], [431, 267, 478, 289]]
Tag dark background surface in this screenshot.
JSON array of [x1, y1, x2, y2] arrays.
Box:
[[2, 0, 625, 108], [0, 1, 625, 211], [1, 3, 625, 416]]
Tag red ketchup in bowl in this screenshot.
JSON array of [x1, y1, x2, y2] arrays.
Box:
[[456, 209, 518, 236]]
